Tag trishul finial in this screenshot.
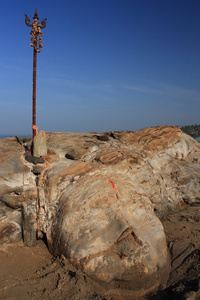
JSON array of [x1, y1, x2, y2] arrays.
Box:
[[33, 8, 39, 20], [25, 9, 47, 53]]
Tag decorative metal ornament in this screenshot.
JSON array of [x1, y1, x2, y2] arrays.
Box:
[[25, 9, 47, 53], [25, 9, 47, 139]]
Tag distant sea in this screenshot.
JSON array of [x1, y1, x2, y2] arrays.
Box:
[[0, 134, 31, 139], [196, 137, 200, 143]]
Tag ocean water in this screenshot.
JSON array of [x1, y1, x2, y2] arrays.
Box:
[[0, 134, 31, 139], [196, 137, 200, 143]]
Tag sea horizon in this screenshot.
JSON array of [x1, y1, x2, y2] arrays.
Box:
[[0, 134, 31, 139]]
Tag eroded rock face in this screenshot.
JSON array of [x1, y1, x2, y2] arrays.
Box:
[[0, 137, 34, 188], [36, 126, 200, 296], [0, 201, 22, 244], [1, 126, 200, 298], [49, 174, 170, 294], [0, 137, 38, 246]]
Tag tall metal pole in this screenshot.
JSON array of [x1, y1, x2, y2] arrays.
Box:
[[25, 9, 47, 138], [33, 47, 37, 136]]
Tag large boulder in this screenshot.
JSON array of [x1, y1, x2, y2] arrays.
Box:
[[49, 174, 171, 296], [36, 126, 200, 297], [1, 126, 200, 298]]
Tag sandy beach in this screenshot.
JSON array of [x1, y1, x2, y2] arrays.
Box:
[[0, 204, 199, 300]]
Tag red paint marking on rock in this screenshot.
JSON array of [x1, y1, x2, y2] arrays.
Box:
[[41, 154, 51, 159], [108, 178, 116, 189]]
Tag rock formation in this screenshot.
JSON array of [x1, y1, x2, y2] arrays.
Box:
[[33, 130, 47, 157], [0, 125, 200, 298]]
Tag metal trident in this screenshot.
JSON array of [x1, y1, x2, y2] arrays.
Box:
[[25, 9, 47, 138]]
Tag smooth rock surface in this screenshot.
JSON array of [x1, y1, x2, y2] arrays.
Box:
[[33, 130, 47, 157], [49, 174, 170, 295]]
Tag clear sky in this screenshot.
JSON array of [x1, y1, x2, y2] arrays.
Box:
[[1, 0, 200, 136]]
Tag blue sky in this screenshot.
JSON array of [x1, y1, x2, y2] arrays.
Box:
[[1, 0, 200, 135]]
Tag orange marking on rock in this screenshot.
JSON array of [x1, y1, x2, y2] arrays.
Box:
[[41, 154, 51, 159]]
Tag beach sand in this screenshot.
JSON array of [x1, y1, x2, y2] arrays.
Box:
[[0, 204, 199, 300]]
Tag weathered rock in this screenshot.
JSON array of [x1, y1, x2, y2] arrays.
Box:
[[46, 132, 102, 159], [39, 126, 200, 297], [0, 137, 42, 245], [94, 134, 110, 141], [1, 126, 200, 298], [37, 160, 92, 211], [16, 136, 32, 151], [65, 148, 83, 160], [33, 130, 47, 157], [0, 137, 34, 188], [0, 220, 22, 244], [32, 163, 46, 175], [0, 186, 37, 245], [0, 200, 22, 244], [49, 174, 171, 295], [44, 149, 60, 163], [22, 199, 37, 247], [25, 154, 45, 164]]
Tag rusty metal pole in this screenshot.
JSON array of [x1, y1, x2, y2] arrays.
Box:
[[33, 47, 37, 137], [25, 9, 47, 139]]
